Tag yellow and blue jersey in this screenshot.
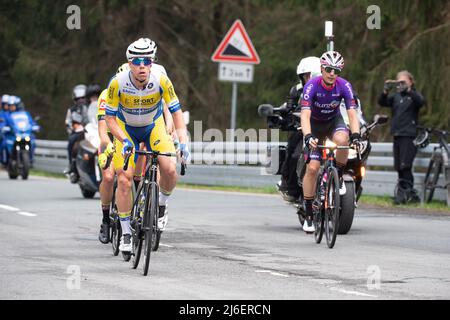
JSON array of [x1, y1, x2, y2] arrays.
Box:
[[105, 67, 180, 128]]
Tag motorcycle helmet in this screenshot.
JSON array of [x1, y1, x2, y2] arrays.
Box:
[[297, 56, 321, 82], [72, 84, 87, 100], [413, 130, 430, 149], [1, 94, 10, 105]]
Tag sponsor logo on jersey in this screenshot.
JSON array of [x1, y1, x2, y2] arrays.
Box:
[[147, 83, 154, 90], [303, 83, 314, 101], [133, 98, 155, 105], [122, 88, 136, 95], [108, 87, 115, 100], [99, 99, 106, 110]]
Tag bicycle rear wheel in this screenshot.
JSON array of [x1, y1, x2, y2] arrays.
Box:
[[143, 182, 159, 276], [423, 156, 442, 203], [110, 181, 121, 256], [325, 168, 340, 249]]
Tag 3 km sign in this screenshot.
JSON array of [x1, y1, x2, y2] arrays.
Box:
[[212, 19, 260, 83], [211, 19, 260, 133]]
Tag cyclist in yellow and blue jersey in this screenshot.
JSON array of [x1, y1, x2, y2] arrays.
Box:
[[97, 61, 176, 245], [105, 38, 189, 253]]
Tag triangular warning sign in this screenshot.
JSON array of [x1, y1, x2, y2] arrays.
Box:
[[211, 19, 260, 64]]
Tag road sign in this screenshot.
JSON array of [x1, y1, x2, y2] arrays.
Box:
[[218, 63, 254, 83], [211, 19, 260, 64]]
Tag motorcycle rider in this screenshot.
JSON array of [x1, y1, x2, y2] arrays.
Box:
[[0, 95, 9, 161], [86, 84, 102, 124], [277, 56, 321, 202], [65, 84, 89, 182]]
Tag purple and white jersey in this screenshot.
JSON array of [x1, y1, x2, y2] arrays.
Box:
[[300, 76, 357, 121]]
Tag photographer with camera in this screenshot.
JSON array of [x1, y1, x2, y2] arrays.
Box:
[[378, 70, 425, 204], [277, 56, 321, 202]]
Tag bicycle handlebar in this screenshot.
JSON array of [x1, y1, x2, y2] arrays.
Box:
[[316, 143, 362, 161], [417, 125, 450, 137], [123, 149, 187, 176]]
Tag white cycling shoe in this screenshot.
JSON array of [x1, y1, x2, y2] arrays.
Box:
[[303, 217, 315, 233], [158, 205, 168, 231], [119, 234, 132, 252]]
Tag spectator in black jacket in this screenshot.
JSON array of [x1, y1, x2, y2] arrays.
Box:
[[378, 70, 425, 204]]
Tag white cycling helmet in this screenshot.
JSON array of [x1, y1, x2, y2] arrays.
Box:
[[297, 56, 321, 78], [320, 50, 345, 70], [2, 94, 10, 104], [116, 63, 130, 74], [126, 38, 157, 61], [72, 84, 87, 100]]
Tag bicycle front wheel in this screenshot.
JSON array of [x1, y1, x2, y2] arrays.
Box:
[[325, 168, 340, 249], [143, 182, 159, 276], [131, 185, 146, 269]]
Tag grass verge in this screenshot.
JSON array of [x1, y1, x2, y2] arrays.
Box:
[[29, 170, 449, 212], [30, 169, 66, 179]]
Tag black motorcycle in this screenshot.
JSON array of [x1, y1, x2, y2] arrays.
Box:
[[67, 121, 101, 198], [259, 103, 388, 234]]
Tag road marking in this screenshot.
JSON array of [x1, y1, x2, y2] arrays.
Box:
[[329, 287, 378, 298], [160, 243, 174, 248], [0, 204, 37, 217], [255, 270, 289, 278], [17, 211, 37, 217], [0, 204, 20, 211]]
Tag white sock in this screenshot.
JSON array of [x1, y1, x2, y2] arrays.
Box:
[[119, 212, 131, 235], [159, 191, 170, 206]]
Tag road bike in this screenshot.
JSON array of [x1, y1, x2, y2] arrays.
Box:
[[123, 149, 186, 276], [415, 126, 450, 205], [312, 142, 360, 248]]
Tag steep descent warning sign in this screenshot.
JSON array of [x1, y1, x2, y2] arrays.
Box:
[[211, 19, 260, 64]]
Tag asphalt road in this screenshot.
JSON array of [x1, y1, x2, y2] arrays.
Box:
[[1, 171, 450, 300]]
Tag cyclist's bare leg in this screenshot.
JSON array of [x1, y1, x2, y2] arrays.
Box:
[[158, 156, 177, 194], [116, 165, 134, 235], [302, 159, 320, 230], [100, 165, 115, 208], [333, 131, 349, 167], [303, 160, 320, 198]]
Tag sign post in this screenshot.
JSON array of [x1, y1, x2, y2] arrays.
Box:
[[211, 19, 260, 138]]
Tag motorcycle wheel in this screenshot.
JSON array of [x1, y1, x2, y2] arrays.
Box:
[[20, 150, 30, 180], [80, 185, 96, 199], [338, 181, 355, 235], [8, 159, 18, 180]]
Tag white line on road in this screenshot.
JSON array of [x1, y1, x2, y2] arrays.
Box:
[[17, 211, 37, 217], [0, 204, 37, 217], [160, 244, 174, 248], [0, 204, 20, 211], [255, 270, 289, 278], [329, 287, 378, 298]]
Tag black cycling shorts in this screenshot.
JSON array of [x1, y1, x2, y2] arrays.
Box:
[[304, 115, 349, 162]]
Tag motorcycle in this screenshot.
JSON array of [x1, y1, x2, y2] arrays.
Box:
[[68, 120, 101, 198], [1, 111, 40, 180], [259, 103, 388, 234]]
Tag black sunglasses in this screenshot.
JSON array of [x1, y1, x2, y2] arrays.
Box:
[[324, 66, 342, 75]]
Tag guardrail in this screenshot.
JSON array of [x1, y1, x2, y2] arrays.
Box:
[[34, 139, 448, 202]]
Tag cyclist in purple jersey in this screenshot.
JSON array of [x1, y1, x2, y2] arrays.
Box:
[[299, 51, 361, 233]]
